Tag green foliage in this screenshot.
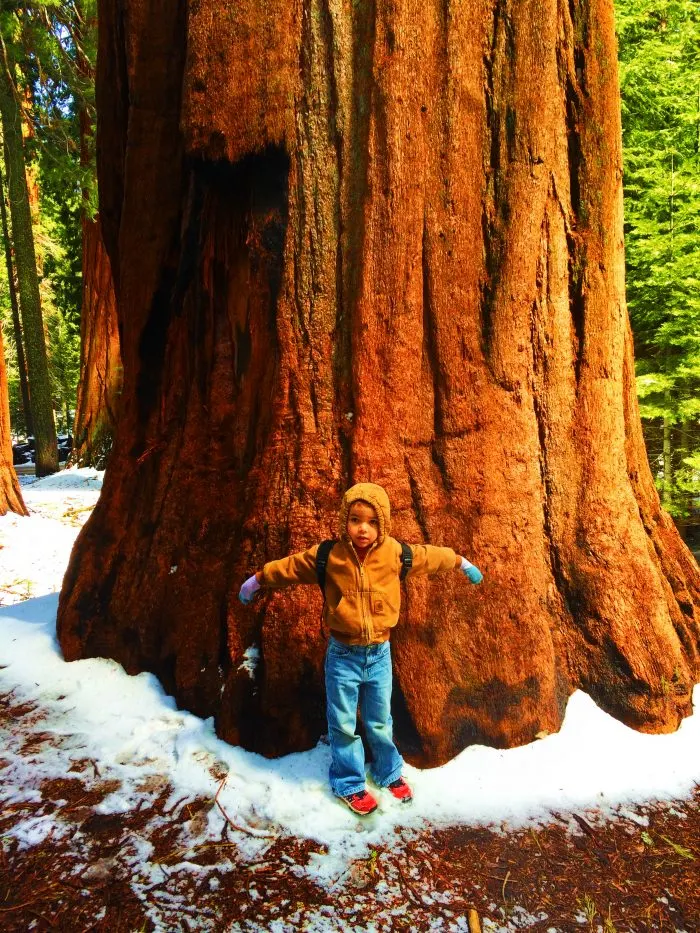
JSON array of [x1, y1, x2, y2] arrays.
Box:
[[617, 0, 700, 524], [0, 1, 96, 438]]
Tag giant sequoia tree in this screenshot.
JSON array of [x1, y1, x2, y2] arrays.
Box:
[[71, 214, 120, 467], [58, 0, 700, 765]]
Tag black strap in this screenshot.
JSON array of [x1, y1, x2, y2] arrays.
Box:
[[397, 540, 413, 581], [316, 539, 336, 596]]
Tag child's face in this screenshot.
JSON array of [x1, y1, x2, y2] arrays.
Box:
[[346, 501, 379, 549]]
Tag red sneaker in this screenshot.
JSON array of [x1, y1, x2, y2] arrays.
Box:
[[387, 777, 413, 803], [340, 789, 379, 816]]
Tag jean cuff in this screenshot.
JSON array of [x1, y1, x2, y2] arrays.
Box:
[[372, 762, 404, 788], [331, 782, 367, 798]]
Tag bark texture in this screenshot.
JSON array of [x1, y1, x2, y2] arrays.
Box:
[[0, 160, 32, 437], [0, 48, 57, 475], [71, 215, 121, 468], [0, 323, 26, 516], [58, 0, 700, 765]]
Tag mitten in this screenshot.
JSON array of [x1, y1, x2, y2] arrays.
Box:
[[239, 574, 261, 605], [460, 557, 483, 584]]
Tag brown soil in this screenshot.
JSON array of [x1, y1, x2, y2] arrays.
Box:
[[1, 689, 698, 933]]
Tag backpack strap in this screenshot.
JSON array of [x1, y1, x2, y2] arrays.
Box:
[[316, 539, 337, 596], [397, 540, 413, 581]]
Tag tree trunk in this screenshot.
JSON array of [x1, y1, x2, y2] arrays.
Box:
[[71, 214, 121, 468], [58, 0, 700, 765], [0, 323, 27, 516], [0, 157, 32, 437], [0, 45, 57, 475], [662, 402, 673, 510], [69, 12, 122, 469]]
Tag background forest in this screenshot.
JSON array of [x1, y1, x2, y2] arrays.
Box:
[[0, 0, 698, 536]]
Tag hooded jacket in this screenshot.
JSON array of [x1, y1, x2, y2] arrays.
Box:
[[260, 482, 458, 645]]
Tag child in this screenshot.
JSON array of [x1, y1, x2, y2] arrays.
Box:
[[239, 482, 483, 816]]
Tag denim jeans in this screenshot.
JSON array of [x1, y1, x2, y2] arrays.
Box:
[[324, 636, 404, 797]]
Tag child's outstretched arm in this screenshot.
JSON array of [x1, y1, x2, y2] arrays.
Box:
[[238, 545, 320, 605], [408, 544, 483, 584]]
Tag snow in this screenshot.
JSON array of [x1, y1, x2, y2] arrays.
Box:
[[238, 643, 260, 679], [1, 466, 699, 930]]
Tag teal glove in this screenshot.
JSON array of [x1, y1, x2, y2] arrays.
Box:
[[460, 557, 483, 584]]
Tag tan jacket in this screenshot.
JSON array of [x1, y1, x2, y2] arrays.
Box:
[[261, 482, 458, 645]]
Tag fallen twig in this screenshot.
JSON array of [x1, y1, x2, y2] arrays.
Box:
[[214, 777, 276, 839]]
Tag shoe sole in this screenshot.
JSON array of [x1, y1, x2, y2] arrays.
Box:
[[339, 798, 378, 816]]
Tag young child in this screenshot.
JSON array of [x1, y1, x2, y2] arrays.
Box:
[[238, 482, 483, 816]]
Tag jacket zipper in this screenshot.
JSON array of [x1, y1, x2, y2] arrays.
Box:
[[350, 541, 375, 643]]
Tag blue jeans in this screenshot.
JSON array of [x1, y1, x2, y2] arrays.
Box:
[[324, 636, 404, 797]]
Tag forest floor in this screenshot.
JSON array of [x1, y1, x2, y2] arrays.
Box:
[[0, 693, 698, 933], [1, 471, 698, 932]]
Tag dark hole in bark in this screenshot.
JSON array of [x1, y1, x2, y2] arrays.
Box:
[[135, 268, 178, 426], [565, 77, 582, 220], [135, 147, 289, 435], [567, 235, 585, 381], [195, 146, 289, 293], [391, 676, 426, 760], [505, 105, 516, 160]]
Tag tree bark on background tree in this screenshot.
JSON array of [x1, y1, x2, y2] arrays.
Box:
[[69, 5, 122, 469], [0, 158, 33, 437], [58, 0, 700, 765], [0, 41, 57, 476], [71, 213, 121, 467], [0, 322, 26, 515]]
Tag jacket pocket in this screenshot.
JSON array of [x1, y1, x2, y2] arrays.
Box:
[[370, 589, 399, 618], [329, 592, 362, 636]]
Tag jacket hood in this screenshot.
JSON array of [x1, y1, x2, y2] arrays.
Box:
[[340, 482, 391, 545]]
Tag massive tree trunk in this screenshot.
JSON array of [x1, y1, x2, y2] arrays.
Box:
[[0, 46, 57, 476], [0, 324, 26, 516], [58, 0, 700, 765], [0, 158, 32, 437], [71, 214, 121, 468]]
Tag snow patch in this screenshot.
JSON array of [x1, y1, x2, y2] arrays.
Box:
[[238, 644, 260, 679]]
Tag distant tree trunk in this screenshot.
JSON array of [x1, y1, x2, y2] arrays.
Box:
[[0, 324, 27, 515], [58, 0, 700, 765], [69, 8, 121, 468], [71, 213, 121, 467], [662, 410, 673, 510], [0, 158, 32, 437], [0, 43, 57, 475]]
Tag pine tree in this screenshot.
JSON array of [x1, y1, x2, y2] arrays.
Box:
[[617, 0, 700, 530], [0, 19, 57, 474]]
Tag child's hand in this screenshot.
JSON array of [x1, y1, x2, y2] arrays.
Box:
[[239, 574, 261, 605], [459, 557, 483, 584]]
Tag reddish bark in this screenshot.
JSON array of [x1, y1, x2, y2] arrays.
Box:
[[0, 325, 27, 516], [58, 0, 699, 765], [0, 161, 32, 437], [71, 214, 121, 468]]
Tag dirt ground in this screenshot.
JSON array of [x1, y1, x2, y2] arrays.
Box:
[[1, 687, 698, 933]]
